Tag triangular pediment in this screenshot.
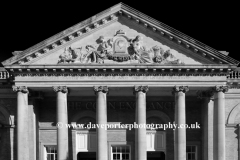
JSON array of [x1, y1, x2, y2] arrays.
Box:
[[2, 3, 239, 66]]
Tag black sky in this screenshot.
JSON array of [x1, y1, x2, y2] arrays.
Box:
[[0, 1, 238, 66]]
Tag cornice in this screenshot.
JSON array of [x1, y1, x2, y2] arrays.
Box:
[[4, 64, 234, 76], [2, 3, 239, 66]]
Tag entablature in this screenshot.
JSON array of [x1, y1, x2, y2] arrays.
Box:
[[4, 65, 231, 88]]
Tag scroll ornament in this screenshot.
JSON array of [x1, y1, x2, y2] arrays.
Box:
[[134, 85, 149, 93], [12, 86, 29, 94], [172, 86, 189, 94], [93, 86, 109, 94], [53, 86, 68, 93], [212, 86, 228, 93]]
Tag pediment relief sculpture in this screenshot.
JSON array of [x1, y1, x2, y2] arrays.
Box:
[[58, 30, 184, 64]]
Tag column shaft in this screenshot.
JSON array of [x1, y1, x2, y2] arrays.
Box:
[[95, 86, 108, 160], [17, 91, 29, 160], [135, 100, 138, 160], [173, 86, 188, 160], [203, 98, 214, 160], [136, 91, 147, 160], [28, 100, 37, 160], [134, 86, 148, 160], [54, 86, 69, 160], [174, 91, 186, 160], [213, 91, 225, 160]]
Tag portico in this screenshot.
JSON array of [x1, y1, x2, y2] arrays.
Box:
[[1, 3, 239, 160], [11, 80, 228, 160]]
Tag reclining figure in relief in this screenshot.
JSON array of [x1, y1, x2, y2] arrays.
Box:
[[58, 47, 82, 63], [128, 35, 183, 64], [128, 35, 154, 63], [152, 45, 183, 64], [58, 36, 113, 64], [58, 33, 183, 64]]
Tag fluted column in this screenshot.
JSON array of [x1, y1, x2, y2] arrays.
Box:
[[53, 86, 69, 160], [13, 86, 29, 160], [197, 90, 214, 160], [172, 86, 189, 160], [212, 86, 228, 160], [94, 86, 108, 160], [134, 86, 148, 160]]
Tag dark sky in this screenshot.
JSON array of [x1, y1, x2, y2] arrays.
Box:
[[0, 1, 238, 66]]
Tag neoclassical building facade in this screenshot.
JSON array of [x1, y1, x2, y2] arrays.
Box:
[[0, 3, 240, 160]]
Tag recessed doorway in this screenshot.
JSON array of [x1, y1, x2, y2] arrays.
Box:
[[147, 151, 165, 160], [77, 152, 96, 160]]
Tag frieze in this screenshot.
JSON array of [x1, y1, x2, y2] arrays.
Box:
[[66, 101, 174, 111], [14, 73, 227, 77], [14, 73, 226, 81], [57, 30, 184, 64]]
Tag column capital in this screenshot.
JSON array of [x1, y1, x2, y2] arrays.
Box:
[[134, 85, 149, 94], [172, 86, 189, 94], [212, 85, 228, 93], [12, 86, 29, 94], [53, 86, 68, 93], [196, 90, 214, 99], [93, 86, 109, 94]]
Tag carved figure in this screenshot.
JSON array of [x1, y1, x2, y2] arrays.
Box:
[[82, 45, 98, 63], [152, 46, 165, 63], [57, 30, 184, 64], [128, 35, 153, 63], [58, 47, 73, 63], [98, 36, 113, 55], [82, 44, 108, 64], [58, 47, 82, 63], [152, 46, 183, 64], [83, 36, 113, 63]]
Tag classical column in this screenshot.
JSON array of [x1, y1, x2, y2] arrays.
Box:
[[94, 86, 108, 160], [13, 86, 29, 160], [53, 86, 69, 160], [134, 86, 149, 160], [172, 86, 189, 160], [197, 90, 214, 160], [212, 86, 228, 160]]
